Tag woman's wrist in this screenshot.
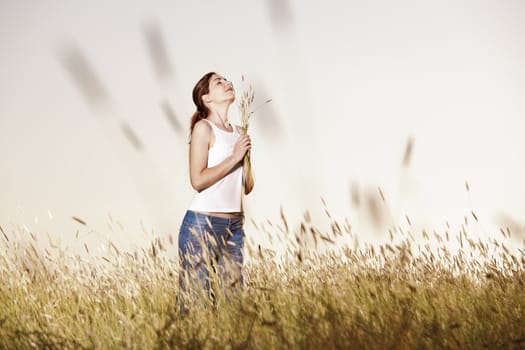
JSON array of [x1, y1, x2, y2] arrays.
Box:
[[229, 154, 242, 166]]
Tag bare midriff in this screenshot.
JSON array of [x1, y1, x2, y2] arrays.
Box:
[[196, 211, 244, 218]]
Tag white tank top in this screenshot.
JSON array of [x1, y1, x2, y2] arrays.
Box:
[[188, 118, 243, 213]]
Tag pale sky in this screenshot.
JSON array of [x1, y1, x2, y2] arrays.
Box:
[[1, 0, 524, 256]]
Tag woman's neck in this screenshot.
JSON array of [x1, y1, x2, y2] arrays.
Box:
[[207, 103, 230, 125]]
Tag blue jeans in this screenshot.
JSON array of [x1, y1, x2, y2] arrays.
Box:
[[178, 210, 245, 301]]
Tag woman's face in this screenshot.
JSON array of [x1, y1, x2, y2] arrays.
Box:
[[204, 73, 235, 106]]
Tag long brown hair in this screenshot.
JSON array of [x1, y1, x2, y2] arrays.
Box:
[[189, 72, 215, 140]]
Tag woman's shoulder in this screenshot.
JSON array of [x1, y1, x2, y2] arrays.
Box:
[[191, 119, 213, 143], [193, 119, 212, 133]]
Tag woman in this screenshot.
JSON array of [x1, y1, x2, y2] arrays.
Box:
[[178, 72, 254, 303]]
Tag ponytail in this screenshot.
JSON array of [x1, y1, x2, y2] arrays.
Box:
[[188, 109, 206, 144]]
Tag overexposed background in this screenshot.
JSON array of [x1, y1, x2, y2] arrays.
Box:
[[1, 0, 524, 256]]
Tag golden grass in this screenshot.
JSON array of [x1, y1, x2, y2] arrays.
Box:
[[0, 211, 524, 349], [237, 76, 272, 195]]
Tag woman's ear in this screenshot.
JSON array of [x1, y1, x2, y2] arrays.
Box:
[[202, 94, 212, 104]]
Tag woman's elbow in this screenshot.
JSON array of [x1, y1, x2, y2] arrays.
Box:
[[190, 178, 205, 192]]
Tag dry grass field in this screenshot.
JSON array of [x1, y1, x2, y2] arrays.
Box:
[[0, 212, 524, 349]]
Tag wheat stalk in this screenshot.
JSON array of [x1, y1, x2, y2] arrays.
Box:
[[237, 75, 272, 194]]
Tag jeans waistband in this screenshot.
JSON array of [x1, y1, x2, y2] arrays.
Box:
[[187, 210, 244, 225]]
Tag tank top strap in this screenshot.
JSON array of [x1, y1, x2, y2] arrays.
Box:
[[203, 118, 237, 134]]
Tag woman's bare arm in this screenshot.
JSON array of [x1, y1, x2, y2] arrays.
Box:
[[190, 120, 251, 192]]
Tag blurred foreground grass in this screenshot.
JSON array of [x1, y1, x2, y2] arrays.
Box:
[[0, 217, 524, 349]]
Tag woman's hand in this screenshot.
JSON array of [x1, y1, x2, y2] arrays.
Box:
[[233, 134, 251, 163]]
